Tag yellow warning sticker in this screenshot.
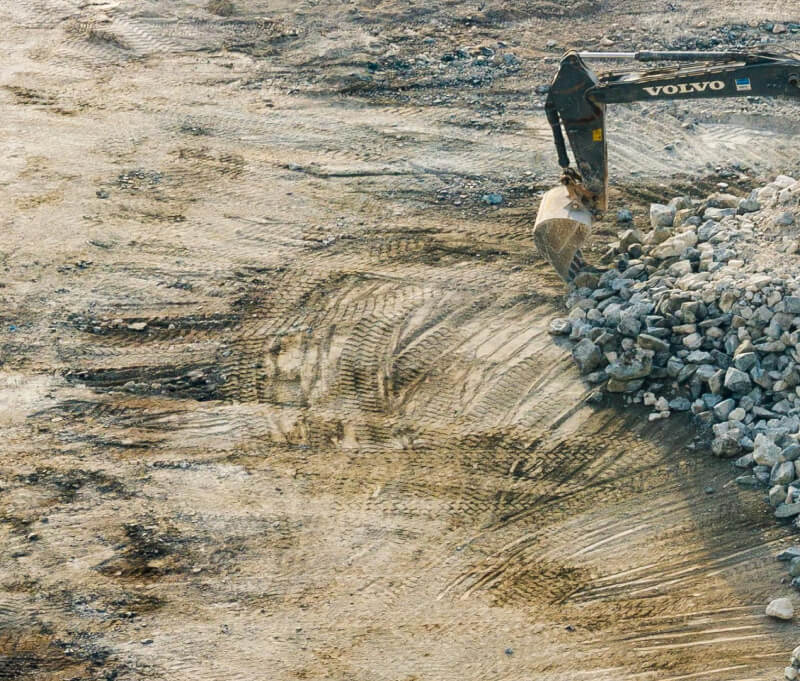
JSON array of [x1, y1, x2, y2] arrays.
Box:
[[592, 128, 603, 142]]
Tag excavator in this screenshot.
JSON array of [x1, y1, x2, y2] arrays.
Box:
[[534, 49, 800, 282]]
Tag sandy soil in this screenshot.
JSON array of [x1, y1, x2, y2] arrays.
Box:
[[2, 1, 800, 679]]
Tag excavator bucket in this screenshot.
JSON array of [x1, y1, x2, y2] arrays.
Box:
[[533, 185, 593, 282]]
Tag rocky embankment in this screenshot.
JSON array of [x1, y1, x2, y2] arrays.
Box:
[[551, 174, 800, 661]]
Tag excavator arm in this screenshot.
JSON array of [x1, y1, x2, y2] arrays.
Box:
[[535, 50, 800, 281]]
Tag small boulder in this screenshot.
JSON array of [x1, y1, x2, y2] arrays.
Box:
[[765, 597, 794, 620], [617, 209, 634, 224], [777, 547, 800, 562], [738, 191, 761, 213], [606, 355, 653, 381], [637, 333, 669, 352], [724, 367, 752, 394], [650, 203, 676, 228], [772, 461, 796, 486], [549, 318, 571, 335], [776, 503, 800, 518], [753, 435, 784, 467], [572, 339, 603, 374], [770, 485, 788, 507]]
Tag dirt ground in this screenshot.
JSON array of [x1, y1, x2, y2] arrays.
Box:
[[2, 1, 800, 679]]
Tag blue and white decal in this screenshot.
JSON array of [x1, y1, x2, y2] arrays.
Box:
[[735, 77, 752, 91]]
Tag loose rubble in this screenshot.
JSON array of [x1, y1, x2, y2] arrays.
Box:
[[555, 179, 799, 414], [552, 175, 800, 467], [550, 175, 800, 654]]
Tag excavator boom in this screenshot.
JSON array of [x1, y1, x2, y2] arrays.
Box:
[[534, 50, 800, 282]]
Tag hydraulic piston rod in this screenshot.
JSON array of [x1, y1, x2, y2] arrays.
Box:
[[534, 49, 800, 283], [578, 51, 751, 62]]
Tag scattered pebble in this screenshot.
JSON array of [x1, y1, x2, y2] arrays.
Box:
[[482, 193, 504, 206]]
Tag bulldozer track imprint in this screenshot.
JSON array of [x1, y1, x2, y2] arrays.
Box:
[[1, 0, 800, 679]]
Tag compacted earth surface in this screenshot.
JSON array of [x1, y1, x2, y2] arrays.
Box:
[[2, 1, 800, 679]]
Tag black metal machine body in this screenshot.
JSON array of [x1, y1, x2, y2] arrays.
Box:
[[545, 50, 800, 212]]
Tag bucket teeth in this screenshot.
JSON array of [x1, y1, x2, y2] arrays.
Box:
[[533, 185, 593, 282], [567, 250, 587, 281]]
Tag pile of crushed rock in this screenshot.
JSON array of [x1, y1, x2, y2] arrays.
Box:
[[551, 174, 800, 673], [551, 175, 800, 517]]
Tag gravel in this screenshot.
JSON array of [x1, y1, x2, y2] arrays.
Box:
[[552, 175, 800, 629]]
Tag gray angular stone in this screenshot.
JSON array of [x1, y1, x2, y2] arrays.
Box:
[[753, 434, 784, 466], [718, 290, 738, 313], [621, 264, 645, 280], [713, 398, 736, 421], [668, 397, 691, 411], [706, 192, 739, 209], [738, 192, 760, 213], [712, 433, 742, 457], [549, 318, 571, 335], [785, 297, 800, 315], [708, 369, 725, 394], [637, 333, 669, 352], [783, 444, 800, 461], [735, 474, 762, 488], [751, 367, 774, 390], [725, 367, 752, 394], [669, 260, 693, 277], [572, 339, 603, 374], [617, 313, 641, 337], [695, 364, 717, 382], [728, 407, 746, 422], [606, 355, 653, 381], [680, 302, 703, 324], [734, 352, 757, 372], [585, 370, 607, 384], [569, 321, 592, 340], [777, 547, 800, 561], [775, 503, 800, 518], [770, 484, 788, 507], [754, 340, 786, 353], [683, 333, 703, 350], [686, 350, 712, 363], [698, 219, 720, 242], [650, 203, 676, 228], [704, 207, 736, 220], [666, 357, 684, 377], [606, 378, 644, 393], [772, 461, 797, 486], [617, 209, 634, 224]]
